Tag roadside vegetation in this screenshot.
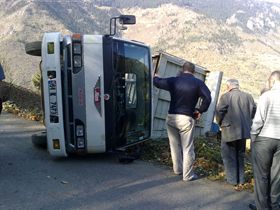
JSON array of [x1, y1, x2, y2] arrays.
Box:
[[1, 72, 43, 122], [2, 93, 43, 122], [3, 101, 42, 122]]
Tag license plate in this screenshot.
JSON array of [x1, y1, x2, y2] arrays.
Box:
[[48, 80, 57, 115]]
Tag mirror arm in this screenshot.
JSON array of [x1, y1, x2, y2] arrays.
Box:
[[110, 17, 117, 36]]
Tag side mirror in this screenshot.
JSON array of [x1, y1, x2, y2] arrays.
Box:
[[109, 15, 136, 36], [119, 15, 136, 25]]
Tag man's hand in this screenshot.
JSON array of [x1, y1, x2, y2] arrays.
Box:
[[194, 110, 201, 120], [154, 72, 159, 77], [250, 134, 257, 142]]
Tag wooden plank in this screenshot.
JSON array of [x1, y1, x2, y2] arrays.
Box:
[[203, 71, 223, 133]]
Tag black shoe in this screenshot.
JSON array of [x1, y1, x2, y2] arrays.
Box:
[[248, 203, 257, 210]]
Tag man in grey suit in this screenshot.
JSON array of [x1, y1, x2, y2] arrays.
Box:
[[216, 79, 256, 186]]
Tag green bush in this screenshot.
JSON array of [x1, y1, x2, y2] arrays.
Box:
[[32, 71, 41, 91]]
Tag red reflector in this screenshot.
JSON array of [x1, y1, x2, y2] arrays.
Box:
[[72, 33, 81, 40], [78, 88, 84, 106], [94, 87, 100, 102]]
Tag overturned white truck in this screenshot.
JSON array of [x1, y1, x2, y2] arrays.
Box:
[[25, 15, 222, 158], [26, 15, 153, 157]]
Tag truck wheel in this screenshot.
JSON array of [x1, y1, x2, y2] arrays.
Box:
[[25, 41, 42, 56], [32, 131, 47, 148]]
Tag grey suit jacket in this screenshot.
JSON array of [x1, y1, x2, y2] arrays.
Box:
[[216, 89, 256, 142]]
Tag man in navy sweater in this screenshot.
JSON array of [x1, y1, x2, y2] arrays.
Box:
[[153, 61, 211, 181]]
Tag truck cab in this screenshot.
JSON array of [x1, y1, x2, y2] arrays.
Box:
[[26, 15, 153, 157]]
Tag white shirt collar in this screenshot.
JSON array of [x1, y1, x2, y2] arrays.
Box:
[[272, 82, 280, 90]]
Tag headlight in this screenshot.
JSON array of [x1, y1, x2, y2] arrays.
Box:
[[47, 42, 54, 54], [76, 125, 84, 137], [77, 137, 85, 149], [73, 55, 82, 67], [73, 43, 81, 54], [53, 139, 60, 149]]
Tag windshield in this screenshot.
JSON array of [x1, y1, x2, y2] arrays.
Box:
[[113, 41, 151, 144]]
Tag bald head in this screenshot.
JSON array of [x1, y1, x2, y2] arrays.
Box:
[[269, 70, 280, 88], [182, 61, 195, 74]]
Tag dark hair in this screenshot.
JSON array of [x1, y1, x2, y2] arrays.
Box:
[[183, 61, 195, 74]]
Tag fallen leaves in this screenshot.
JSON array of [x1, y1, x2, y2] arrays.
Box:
[[141, 136, 254, 192], [3, 101, 43, 122]]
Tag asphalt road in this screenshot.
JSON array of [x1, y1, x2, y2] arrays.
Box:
[[0, 112, 254, 210]]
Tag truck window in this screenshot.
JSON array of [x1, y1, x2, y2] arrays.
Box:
[[113, 41, 151, 145]]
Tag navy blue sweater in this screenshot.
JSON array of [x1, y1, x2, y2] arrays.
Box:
[[153, 73, 211, 118]]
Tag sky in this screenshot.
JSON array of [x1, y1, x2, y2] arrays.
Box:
[[259, 0, 280, 3]]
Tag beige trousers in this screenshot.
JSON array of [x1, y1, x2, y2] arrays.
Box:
[[166, 114, 195, 181]]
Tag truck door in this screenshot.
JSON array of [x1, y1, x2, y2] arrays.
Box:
[[103, 37, 152, 150]]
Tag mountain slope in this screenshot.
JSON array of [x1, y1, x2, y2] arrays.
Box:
[[122, 3, 280, 96], [0, 0, 280, 98]]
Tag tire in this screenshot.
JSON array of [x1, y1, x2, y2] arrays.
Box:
[[32, 131, 47, 148], [25, 41, 42, 56]]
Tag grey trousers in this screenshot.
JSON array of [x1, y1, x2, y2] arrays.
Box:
[[252, 136, 280, 210], [0, 98, 2, 114], [221, 139, 246, 185], [166, 114, 195, 181]]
